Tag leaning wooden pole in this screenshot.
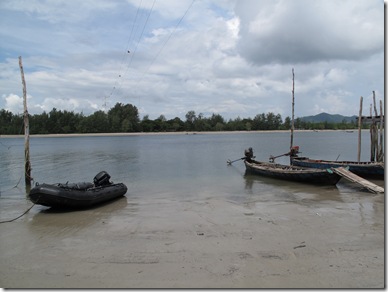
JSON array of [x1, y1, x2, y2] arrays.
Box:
[[290, 68, 295, 150], [19, 56, 32, 189], [357, 96, 363, 162]]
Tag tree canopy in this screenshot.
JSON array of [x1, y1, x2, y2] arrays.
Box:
[[0, 102, 361, 135]]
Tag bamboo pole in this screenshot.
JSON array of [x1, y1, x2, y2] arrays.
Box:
[[370, 104, 375, 162], [19, 56, 31, 189], [372, 91, 378, 117], [378, 100, 384, 162], [371, 124, 378, 162], [373, 92, 378, 161], [357, 96, 363, 162], [290, 68, 295, 150]]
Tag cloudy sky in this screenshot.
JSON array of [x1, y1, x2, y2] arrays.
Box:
[[0, 0, 384, 120]]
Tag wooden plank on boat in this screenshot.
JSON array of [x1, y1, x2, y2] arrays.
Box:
[[332, 167, 384, 194]]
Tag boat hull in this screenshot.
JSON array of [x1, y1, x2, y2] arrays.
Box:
[[244, 160, 341, 185], [29, 183, 128, 208], [291, 157, 384, 179]]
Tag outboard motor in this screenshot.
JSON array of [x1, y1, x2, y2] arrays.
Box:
[[290, 146, 300, 157], [244, 147, 254, 162], [94, 171, 111, 187]]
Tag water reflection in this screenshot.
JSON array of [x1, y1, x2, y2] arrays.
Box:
[[29, 196, 132, 230], [242, 169, 384, 230], [42, 195, 128, 213], [243, 170, 343, 205]]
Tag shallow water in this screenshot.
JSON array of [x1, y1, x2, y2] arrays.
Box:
[[0, 130, 380, 200]]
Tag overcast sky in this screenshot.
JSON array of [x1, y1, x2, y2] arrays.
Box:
[[0, 0, 384, 120]]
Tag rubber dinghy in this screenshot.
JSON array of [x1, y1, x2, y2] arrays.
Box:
[[29, 171, 128, 208]]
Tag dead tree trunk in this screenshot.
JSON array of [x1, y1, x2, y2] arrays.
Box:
[[19, 56, 31, 190]]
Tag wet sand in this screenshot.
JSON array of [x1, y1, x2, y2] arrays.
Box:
[[0, 181, 384, 288]]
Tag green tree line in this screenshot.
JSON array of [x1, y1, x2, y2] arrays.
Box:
[[0, 102, 362, 135]]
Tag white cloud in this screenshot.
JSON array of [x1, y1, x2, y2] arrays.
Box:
[[4, 93, 24, 113], [235, 0, 383, 65], [0, 0, 384, 121], [2, 93, 100, 115], [36, 97, 99, 113], [310, 90, 352, 115]]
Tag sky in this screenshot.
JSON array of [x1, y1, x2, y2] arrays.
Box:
[[0, 0, 384, 121]]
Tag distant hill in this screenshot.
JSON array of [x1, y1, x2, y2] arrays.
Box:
[[299, 112, 357, 123]]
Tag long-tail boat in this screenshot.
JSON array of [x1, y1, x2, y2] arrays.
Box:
[[243, 148, 341, 185], [290, 156, 384, 179]]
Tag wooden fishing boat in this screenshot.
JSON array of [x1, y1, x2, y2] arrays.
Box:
[[291, 156, 384, 179], [29, 171, 127, 208], [244, 159, 342, 185]]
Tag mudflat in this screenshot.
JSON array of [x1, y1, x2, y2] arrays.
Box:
[[0, 181, 384, 289]]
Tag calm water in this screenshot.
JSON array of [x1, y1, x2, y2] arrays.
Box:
[[0, 130, 380, 203]]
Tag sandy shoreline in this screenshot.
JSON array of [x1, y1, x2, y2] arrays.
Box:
[[0, 181, 384, 288], [0, 129, 359, 138]]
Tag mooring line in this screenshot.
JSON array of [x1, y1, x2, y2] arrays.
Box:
[[0, 203, 36, 224]]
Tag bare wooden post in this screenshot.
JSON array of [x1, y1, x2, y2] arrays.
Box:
[[378, 100, 384, 162], [372, 92, 379, 161], [372, 91, 378, 116], [19, 56, 31, 189], [369, 92, 379, 162], [357, 96, 363, 162], [290, 68, 295, 150], [370, 104, 375, 162], [371, 124, 378, 162]]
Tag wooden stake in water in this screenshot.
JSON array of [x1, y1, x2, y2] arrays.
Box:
[[19, 56, 31, 189], [357, 96, 363, 162], [370, 91, 379, 162], [290, 68, 295, 150], [378, 100, 384, 162]]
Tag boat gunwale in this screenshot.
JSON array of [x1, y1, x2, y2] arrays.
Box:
[[245, 160, 334, 174], [292, 157, 384, 167]]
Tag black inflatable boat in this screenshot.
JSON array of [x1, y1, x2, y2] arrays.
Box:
[[29, 171, 127, 208]]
